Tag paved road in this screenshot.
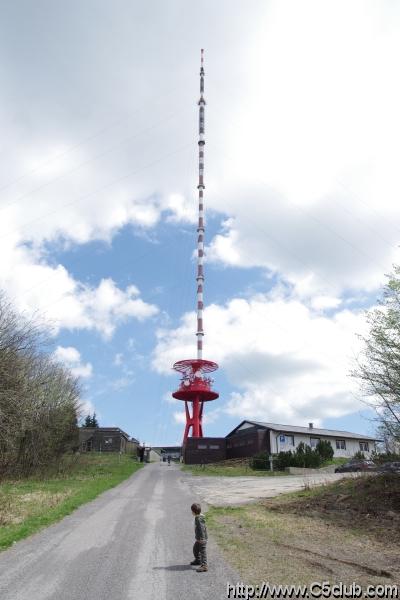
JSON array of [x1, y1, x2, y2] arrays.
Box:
[[0, 463, 239, 600]]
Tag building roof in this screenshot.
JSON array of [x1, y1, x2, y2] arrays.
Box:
[[226, 420, 379, 441], [78, 427, 131, 440], [79, 429, 94, 442]]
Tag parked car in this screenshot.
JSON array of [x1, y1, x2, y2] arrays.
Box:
[[334, 459, 376, 473], [376, 462, 400, 474]]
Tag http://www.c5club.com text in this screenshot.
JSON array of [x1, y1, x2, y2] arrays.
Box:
[[226, 581, 399, 599]]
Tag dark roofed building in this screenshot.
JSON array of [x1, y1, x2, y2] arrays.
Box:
[[79, 427, 131, 453]]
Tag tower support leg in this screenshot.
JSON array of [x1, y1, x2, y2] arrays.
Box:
[[183, 401, 191, 444], [192, 395, 201, 437]]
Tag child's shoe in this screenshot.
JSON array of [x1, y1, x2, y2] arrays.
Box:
[[196, 565, 208, 572]]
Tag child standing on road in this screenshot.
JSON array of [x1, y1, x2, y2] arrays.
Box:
[[190, 503, 208, 572]]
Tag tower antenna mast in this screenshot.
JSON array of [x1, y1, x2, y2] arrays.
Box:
[[197, 48, 205, 359], [172, 50, 219, 446]]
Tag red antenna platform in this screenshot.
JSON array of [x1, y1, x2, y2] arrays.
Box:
[[172, 50, 219, 444]]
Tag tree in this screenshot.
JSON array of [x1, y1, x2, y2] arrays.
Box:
[[83, 414, 92, 428], [0, 292, 80, 476], [351, 265, 400, 447], [83, 413, 99, 428]]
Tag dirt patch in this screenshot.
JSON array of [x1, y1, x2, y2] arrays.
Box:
[[210, 507, 399, 587], [208, 476, 400, 588], [263, 473, 400, 542], [0, 490, 72, 526]]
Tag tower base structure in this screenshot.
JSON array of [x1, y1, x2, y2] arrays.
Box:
[[172, 359, 219, 444]]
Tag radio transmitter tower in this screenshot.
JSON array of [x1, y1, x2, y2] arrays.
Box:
[[172, 50, 219, 444]]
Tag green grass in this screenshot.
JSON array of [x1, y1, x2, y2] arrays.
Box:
[[181, 455, 349, 477], [0, 453, 143, 551], [181, 464, 289, 477]]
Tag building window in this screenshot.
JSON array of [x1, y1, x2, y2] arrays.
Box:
[[336, 439, 346, 450], [247, 439, 253, 445], [279, 434, 294, 446], [209, 444, 220, 450], [310, 438, 320, 448], [359, 441, 369, 452], [105, 437, 113, 445], [197, 444, 207, 449], [227, 442, 232, 449]]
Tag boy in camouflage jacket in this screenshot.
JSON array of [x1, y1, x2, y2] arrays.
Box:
[[190, 503, 208, 572]]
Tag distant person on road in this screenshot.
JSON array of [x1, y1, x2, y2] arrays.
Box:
[[167, 455, 171, 465], [190, 503, 208, 572]]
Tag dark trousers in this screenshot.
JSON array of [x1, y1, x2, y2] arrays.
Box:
[[193, 541, 207, 566]]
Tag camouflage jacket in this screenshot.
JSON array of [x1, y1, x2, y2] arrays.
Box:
[[194, 513, 208, 541]]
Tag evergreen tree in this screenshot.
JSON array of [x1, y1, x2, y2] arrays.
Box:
[[83, 414, 93, 428], [316, 439, 334, 461]]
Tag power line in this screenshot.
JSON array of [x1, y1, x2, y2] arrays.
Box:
[[0, 140, 193, 244], [0, 105, 192, 214], [0, 86, 190, 195]]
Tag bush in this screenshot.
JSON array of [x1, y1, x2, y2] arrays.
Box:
[[316, 439, 334, 461], [251, 440, 336, 472], [274, 451, 294, 470], [250, 452, 270, 470], [353, 451, 365, 460], [273, 443, 322, 470], [371, 451, 400, 464]]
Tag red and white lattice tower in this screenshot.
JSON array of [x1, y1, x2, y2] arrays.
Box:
[[172, 50, 219, 444]]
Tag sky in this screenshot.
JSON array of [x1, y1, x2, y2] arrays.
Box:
[[1, 0, 400, 445]]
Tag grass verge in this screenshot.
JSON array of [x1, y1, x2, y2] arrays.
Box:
[[181, 464, 289, 477], [181, 456, 347, 477], [0, 453, 142, 551], [207, 474, 400, 587]]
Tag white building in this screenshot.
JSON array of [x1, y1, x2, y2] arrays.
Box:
[[226, 421, 379, 459]]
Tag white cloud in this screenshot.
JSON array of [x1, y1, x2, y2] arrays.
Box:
[[0, 240, 159, 336], [310, 296, 342, 311], [114, 353, 123, 366], [173, 411, 187, 425], [54, 345, 93, 379], [54, 346, 81, 363], [1, 0, 400, 444], [153, 292, 369, 424], [79, 399, 97, 419], [163, 193, 197, 224], [162, 391, 177, 405], [111, 377, 134, 391], [204, 1, 400, 297], [1, 1, 399, 331]]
